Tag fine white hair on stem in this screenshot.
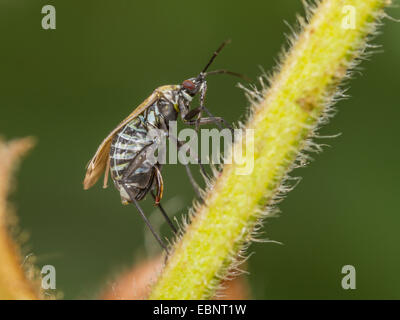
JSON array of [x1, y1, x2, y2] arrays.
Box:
[[151, 0, 392, 299]]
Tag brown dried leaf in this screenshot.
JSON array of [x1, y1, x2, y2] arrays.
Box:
[[0, 137, 39, 300]]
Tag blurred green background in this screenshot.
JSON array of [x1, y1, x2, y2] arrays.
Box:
[[1, 0, 399, 299]]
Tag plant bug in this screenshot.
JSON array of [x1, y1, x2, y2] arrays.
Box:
[[83, 40, 245, 252]]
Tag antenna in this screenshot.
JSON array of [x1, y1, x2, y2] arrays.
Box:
[[201, 39, 231, 73], [205, 69, 251, 82]]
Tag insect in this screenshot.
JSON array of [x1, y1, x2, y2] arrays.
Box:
[[83, 40, 244, 252]]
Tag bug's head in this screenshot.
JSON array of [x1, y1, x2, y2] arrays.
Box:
[[181, 74, 206, 97], [180, 40, 248, 100]]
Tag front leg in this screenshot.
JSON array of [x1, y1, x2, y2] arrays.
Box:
[[184, 116, 224, 126], [179, 101, 224, 126], [159, 116, 206, 198], [183, 106, 204, 122], [180, 100, 231, 130]]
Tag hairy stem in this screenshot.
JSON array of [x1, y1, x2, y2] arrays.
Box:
[[149, 0, 390, 299]]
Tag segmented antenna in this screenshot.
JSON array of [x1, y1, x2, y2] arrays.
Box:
[[201, 39, 231, 73], [205, 69, 251, 82]]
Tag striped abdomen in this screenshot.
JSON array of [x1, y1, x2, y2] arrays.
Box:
[[109, 104, 162, 202], [110, 119, 151, 178]]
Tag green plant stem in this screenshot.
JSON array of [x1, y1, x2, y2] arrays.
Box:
[[149, 0, 390, 299]]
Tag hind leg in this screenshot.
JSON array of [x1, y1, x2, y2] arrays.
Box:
[[119, 145, 172, 251], [151, 166, 177, 234], [150, 190, 177, 234], [122, 184, 169, 254]]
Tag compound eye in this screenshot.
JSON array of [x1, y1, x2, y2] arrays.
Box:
[[182, 80, 196, 91]]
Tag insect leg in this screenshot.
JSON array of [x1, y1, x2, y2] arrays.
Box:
[[184, 116, 225, 126], [119, 140, 156, 201], [184, 163, 202, 199], [202, 106, 233, 132], [153, 165, 164, 204], [183, 106, 232, 132], [183, 106, 206, 122], [200, 82, 233, 131], [121, 141, 154, 181], [181, 99, 232, 132], [122, 184, 169, 254], [150, 190, 177, 234], [159, 117, 206, 197], [177, 137, 205, 198], [195, 81, 208, 132], [176, 135, 206, 198]]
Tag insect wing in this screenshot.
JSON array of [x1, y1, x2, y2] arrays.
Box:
[[83, 91, 160, 190]]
